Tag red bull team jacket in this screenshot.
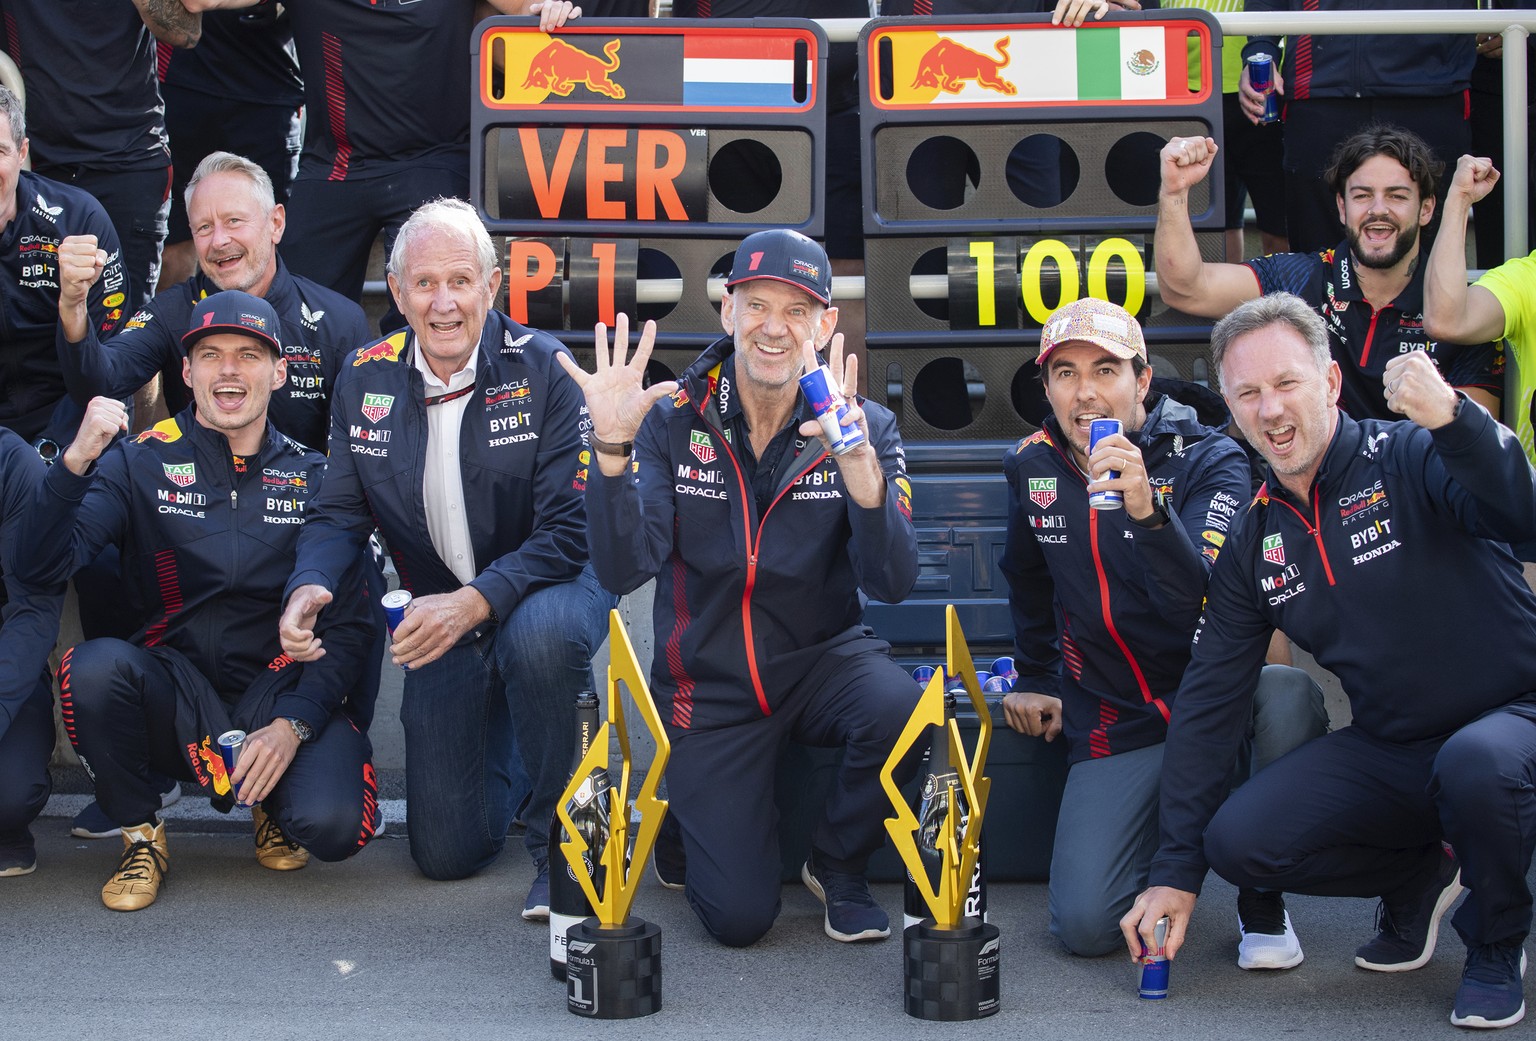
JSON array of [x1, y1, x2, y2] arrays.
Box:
[[586, 337, 919, 732], [19, 408, 374, 735], [286, 311, 590, 628], [0, 428, 65, 745], [1151, 399, 1536, 894], [0, 169, 126, 445], [56, 257, 370, 453], [1000, 384, 1250, 765]]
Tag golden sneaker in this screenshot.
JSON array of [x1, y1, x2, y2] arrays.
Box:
[[252, 805, 309, 872], [102, 820, 168, 912]]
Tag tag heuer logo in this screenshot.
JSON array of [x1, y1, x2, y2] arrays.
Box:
[[689, 430, 715, 465], [1262, 533, 1285, 566], [163, 462, 196, 488], [360, 393, 394, 424], [1029, 478, 1057, 509]]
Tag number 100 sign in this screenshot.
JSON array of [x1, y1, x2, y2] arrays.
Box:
[[948, 234, 1147, 330]]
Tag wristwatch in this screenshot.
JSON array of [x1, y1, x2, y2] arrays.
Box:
[[283, 717, 314, 743], [1128, 504, 1169, 529], [589, 432, 633, 457]]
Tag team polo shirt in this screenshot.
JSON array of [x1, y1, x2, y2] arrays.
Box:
[[0, 0, 168, 171], [1247, 245, 1504, 421], [1477, 250, 1536, 462]]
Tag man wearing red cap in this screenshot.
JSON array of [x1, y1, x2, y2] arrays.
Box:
[[16, 290, 379, 911], [562, 229, 924, 947]]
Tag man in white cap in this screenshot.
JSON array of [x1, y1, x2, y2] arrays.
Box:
[[1001, 297, 1326, 965]]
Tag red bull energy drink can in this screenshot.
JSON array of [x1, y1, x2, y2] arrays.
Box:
[[797, 364, 866, 456], [1247, 54, 1281, 124], [381, 589, 412, 633], [990, 656, 1018, 683], [912, 665, 938, 687], [981, 674, 1012, 694], [1138, 916, 1171, 999], [1088, 418, 1124, 510], [218, 729, 245, 793]]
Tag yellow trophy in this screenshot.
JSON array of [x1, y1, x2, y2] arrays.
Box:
[[555, 610, 670, 1019], [881, 605, 1000, 1020]]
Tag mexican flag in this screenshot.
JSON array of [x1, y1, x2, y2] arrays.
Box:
[[885, 23, 1198, 106]]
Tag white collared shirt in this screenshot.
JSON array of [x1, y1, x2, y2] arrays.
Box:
[[415, 342, 479, 586]]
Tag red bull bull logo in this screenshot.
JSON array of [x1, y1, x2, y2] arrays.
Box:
[[136, 428, 173, 444], [352, 336, 405, 367], [911, 37, 1017, 96], [521, 38, 625, 100], [193, 737, 232, 796]]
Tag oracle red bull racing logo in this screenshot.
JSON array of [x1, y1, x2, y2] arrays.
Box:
[[522, 38, 625, 100]]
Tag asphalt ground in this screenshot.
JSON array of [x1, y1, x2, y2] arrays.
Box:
[[3, 808, 1525, 1041]]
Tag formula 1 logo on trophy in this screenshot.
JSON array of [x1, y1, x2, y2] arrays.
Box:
[[881, 605, 1000, 1021], [555, 610, 671, 1019]]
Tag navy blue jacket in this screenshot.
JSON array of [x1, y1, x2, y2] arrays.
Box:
[[19, 409, 374, 735], [586, 338, 919, 731], [287, 311, 589, 624], [0, 428, 64, 745], [57, 257, 369, 452], [1000, 386, 1250, 764], [1150, 400, 1536, 893], [1247, 246, 1504, 422], [0, 169, 126, 444], [1242, 0, 1475, 99]]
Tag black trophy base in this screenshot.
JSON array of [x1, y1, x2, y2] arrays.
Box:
[[565, 917, 662, 1019], [903, 919, 1001, 1021]]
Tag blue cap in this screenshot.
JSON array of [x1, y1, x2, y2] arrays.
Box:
[[726, 229, 832, 305], [182, 290, 283, 356]]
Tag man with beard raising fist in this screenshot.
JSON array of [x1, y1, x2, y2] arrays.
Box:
[[1153, 124, 1503, 421]]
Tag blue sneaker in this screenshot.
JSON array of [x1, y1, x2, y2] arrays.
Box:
[[1452, 945, 1527, 1029], [801, 855, 890, 943], [72, 780, 182, 840], [1355, 847, 1463, 972], [522, 863, 550, 922], [0, 836, 36, 877]]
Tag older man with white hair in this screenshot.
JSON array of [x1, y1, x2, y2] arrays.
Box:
[[280, 198, 613, 915]]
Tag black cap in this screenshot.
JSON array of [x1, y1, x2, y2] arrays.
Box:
[[181, 290, 283, 356], [725, 229, 832, 305]]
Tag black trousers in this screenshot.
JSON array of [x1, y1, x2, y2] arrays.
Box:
[[61, 638, 376, 863]]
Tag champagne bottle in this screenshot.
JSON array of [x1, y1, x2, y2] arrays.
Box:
[[903, 687, 988, 931], [549, 691, 612, 980]]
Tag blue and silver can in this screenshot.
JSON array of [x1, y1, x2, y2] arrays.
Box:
[[1138, 916, 1171, 999], [218, 729, 245, 777], [981, 675, 1012, 694], [1247, 53, 1281, 124], [990, 656, 1018, 683], [912, 665, 938, 687], [382, 589, 413, 633], [797, 364, 866, 456], [1088, 418, 1124, 510]]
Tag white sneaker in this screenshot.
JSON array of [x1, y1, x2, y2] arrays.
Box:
[[1237, 889, 1305, 970]]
